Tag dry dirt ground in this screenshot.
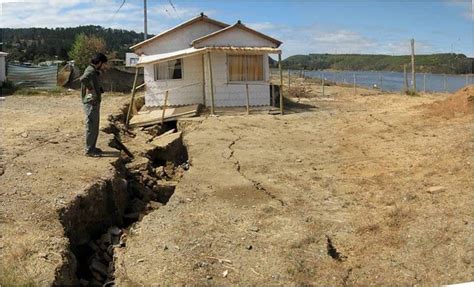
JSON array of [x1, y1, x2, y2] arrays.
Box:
[[1, 82, 473, 285], [0, 93, 126, 285], [115, 85, 473, 285]]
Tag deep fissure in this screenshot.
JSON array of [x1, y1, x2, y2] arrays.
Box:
[[54, 103, 189, 285]]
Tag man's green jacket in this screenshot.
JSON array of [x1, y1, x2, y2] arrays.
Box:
[[80, 64, 102, 104]]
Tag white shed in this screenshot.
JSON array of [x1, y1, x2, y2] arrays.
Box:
[[131, 13, 282, 108], [0, 52, 7, 83]]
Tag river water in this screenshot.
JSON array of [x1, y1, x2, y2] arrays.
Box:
[[299, 70, 473, 93]]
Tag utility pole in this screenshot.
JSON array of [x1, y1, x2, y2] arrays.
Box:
[[411, 38, 416, 92], [144, 0, 148, 40]]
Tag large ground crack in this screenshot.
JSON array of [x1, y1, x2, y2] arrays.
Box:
[[54, 106, 189, 286]]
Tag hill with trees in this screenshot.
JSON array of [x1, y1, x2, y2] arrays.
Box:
[[1, 26, 148, 63], [281, 53, 473, 74]]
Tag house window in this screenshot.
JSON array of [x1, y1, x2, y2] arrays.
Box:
[[154, 59, 182, 80], [228, 55, 264, 82], [130, 58, 139, 65]]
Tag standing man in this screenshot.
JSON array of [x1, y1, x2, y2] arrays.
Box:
[[80, 53, 107, 157]]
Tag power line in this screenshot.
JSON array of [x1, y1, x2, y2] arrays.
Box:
[[109, 0, 126, 22], [168, 0, 182, 20]]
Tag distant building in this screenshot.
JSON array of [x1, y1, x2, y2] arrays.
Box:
[[0, 52, 7, 82], [126, 53, 139, 67]]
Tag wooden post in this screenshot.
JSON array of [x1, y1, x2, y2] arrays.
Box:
[[245, 84, 250, 115], [403, 64, 408, 93], [423, 73, 426, 93], [288, 69, 291, 90], [126, 67, 140, 127], [201, 54, 206, 105], [207, 52, 215, 115], [411, 38, 416, 92], [278, 53, 283, 115], [353, 73, 356, 96], [161, 90, 169, 126]]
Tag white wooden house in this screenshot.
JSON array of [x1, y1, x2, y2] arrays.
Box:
[[0, 52, 7, 83], [131, 13, 282, 107]]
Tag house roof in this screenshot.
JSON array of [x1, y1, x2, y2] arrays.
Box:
[[191, 21, 282, 47], [130, 13, 229, 50], [137, 46, 281, 66], [0, 52, 8, 56]]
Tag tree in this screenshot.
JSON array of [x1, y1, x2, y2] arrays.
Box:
[[68, 33, 106, 71]]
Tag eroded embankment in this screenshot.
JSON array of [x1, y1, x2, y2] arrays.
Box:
[[53, 103, 189, 286]]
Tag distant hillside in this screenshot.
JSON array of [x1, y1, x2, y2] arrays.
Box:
[[280, 53, 473, 74], [1, 26, 149, 63]]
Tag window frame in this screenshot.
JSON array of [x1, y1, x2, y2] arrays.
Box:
[[226, 54, 266, 84], [154, 58, 184, 81]]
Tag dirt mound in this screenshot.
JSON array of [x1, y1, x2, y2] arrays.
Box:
[[424, 86, 474, 118]]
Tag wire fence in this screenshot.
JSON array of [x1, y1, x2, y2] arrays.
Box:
[[283, 69, 473, 94]]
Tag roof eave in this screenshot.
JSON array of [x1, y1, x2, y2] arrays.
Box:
[[191, 22, 282, 48]]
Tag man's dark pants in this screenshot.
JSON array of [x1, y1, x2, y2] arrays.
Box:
[[83, 102, 100, 153]]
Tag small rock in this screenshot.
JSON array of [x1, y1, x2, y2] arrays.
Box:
[[222, 270, 229, 278], [249, 226, 260, 232], [91, 270, 104, 281], [21, 132, 28, 138], [102, 251, 112, 262], [88, 241, 100, 252], [155, 166, 166, 178], [136, 258, 145, 263], [206, 275, 213, 280], [246, 245, 253, 250], [182, 162, 190, 170], [26, 172, 32, 176], [91, 258, 108, 276], [101, 233, 111, 244], [296, 159, 302, 163], [108, 226, 122, 236], [427, 186, 445, 194]]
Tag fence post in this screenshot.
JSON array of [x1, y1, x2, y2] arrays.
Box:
[[353, 73, 356, 96], [245, 83, 250, 115], [411, 38, 416, 92]]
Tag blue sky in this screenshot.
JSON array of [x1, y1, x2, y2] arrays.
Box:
[[0, 0, 472, 57]]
